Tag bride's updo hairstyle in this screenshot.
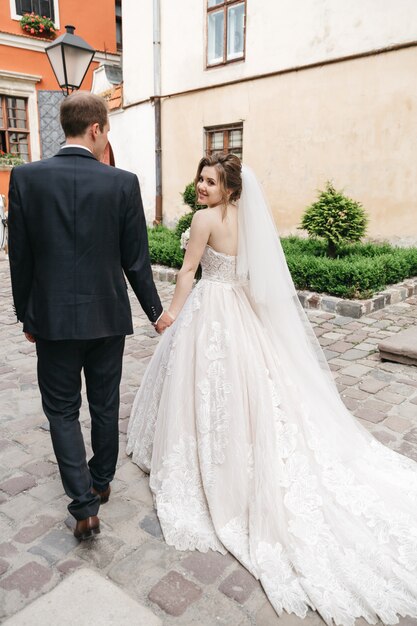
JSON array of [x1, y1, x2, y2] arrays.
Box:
[[195, 153, 242, 219]]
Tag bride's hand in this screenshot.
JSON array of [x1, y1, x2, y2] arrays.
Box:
[[154, 311, 174, 334]]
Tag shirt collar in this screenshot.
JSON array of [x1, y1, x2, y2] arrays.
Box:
[[61, 144, 93, 154]]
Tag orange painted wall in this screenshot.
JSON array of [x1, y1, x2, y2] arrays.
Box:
[[0, 43, 99, 90], [0, 0, 117, 52]]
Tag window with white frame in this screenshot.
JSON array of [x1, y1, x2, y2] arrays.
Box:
[[207, 0, 246, 67], [0, 96, 30, 162], [10, 0, 60, 30], [205, 123, 243, 160]]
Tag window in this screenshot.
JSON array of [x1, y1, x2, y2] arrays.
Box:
[[205, 123, 243, 159], [0, 96, 30, 162], [115, 0, 122, 52], [207, 0, 246, 67], [15, 0, 55, 20]]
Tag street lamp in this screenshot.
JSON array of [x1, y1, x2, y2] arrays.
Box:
[[45, 25, 95, 96]]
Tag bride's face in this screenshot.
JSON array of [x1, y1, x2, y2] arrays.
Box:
[[196, 166, 223, 208]]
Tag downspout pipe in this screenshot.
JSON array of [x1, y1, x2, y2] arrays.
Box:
[[153, 0, 162, 224]]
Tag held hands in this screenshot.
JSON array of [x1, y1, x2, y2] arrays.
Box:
[[154, 310, 175, 334]]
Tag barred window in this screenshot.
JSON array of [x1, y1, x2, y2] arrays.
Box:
[[15, 0, 55, 20], [0, 96, 30, 162], [207, 0, 246, 67], [116, 0, 122, 52], [205, 123, 243, 160]]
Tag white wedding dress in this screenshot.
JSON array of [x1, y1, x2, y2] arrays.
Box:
[[127, 170, 417, 626]]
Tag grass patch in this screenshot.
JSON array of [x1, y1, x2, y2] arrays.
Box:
[[148, 227, 417, 299]]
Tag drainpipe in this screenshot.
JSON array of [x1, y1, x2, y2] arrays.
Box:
[[153, 0, 162, 225]]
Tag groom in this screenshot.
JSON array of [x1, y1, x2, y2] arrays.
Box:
[[8, 92, 172, 540]]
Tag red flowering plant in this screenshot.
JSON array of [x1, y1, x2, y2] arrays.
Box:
[[20, 13, 56, 37], [0, 150, 24, 167]]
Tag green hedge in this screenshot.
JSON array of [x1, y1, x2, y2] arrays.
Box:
[[147, 226, 184, 269], [148, 228, 417, 299]]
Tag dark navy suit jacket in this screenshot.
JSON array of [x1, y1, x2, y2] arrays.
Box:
[[8, 147, 162, 340]]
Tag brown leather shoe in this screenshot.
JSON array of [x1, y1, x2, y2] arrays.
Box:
[[91, 485, 111, 504], [74, 515, 100, 541]]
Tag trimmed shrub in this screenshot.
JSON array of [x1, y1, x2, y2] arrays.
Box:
[[174, 211, 194, 238], [147, 227, 417, 299], [181, 182, 205, 211], [147, 226, 183, 269], [300, 182, 368, 258]]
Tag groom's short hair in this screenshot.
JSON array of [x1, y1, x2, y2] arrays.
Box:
[[60, 91, 108, 138]]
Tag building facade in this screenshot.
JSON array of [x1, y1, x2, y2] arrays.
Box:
[[113, 0, 417, 240], [0, 0, 120, 196]]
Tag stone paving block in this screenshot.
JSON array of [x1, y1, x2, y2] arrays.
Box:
[[404, 429, 417, 445], [332, 316, 353, 326], [386, 383, 417, 397], [342, 387, 369, 401], [23, 461, 56, 478], [118, 419, 129, 434], [0, 448, 31, 469], [359, 378, 388, 394], [0, 561, 52, 596], [56, 559, 83, 574], [29, 479, 64, 502], [28, 528, 78, 564], [340, 348, 369, 361], [374, 390, 406, 405], [181, 550, 233, 584], [109, 540, 178, 585], [0, 439, 13, 452], [139, 511, 163, 540], [124, 475, 154, 506], [330, 341, 355, 353], [14, 515, 58, 544], [398, 442, 417, 463], [335, 375, 361, 387], [354, 408, 386, 424], [355, 342, 377, 352], [371, 430, 397, 446], [0, 558, 9, 576], [76, 535, 124, 569], [98, 496, 138, 524], [341, 396, 359, 411], [256, 602, 327, 625], [391, 402, 417, 421], [148, 570, 202, 617], [340, 364, 371, 378], [116, 459, 144, 483], [0, 543, 18, 558], [384, 415, 413, 433], [219, 568, 259, 604], [0, 514, 14, 542], [0, 474, 36, 497]]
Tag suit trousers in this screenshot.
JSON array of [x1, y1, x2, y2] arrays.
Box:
[[36, 336, 125, 520]]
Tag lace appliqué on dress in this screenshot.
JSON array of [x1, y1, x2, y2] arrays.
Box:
[[150, 435, 226, 554]]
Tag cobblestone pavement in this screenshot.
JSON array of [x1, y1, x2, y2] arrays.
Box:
[[0, 250, 417, 625]]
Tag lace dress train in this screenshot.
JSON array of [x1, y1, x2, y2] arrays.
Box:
[[127, 245, 417, 626]]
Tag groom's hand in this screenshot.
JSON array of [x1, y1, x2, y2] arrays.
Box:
[[154, 311, 173, 334], [24, 332, 36, 343]]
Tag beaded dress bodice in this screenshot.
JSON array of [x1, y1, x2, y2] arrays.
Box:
[[200, 245, 238, 284]]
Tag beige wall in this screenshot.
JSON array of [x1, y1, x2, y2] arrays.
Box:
[[161, 46, 417, 240]]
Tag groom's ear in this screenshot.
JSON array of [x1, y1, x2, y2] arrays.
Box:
[[90, 122, 100, 138]]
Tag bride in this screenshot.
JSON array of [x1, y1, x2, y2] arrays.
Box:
[[127, 153, 417, 626]]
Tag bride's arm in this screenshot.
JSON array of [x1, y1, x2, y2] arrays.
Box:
[[167, 210, 211, 320]]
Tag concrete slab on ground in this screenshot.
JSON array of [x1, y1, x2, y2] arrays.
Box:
[[379, 325, 417, 366], [2, 568, 162, 626]]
